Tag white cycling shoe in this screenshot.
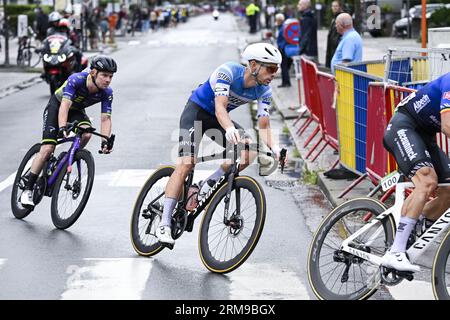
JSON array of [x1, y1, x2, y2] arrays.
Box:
[[20, 190, 35, 207], [156, 225, 175, 246], [381, 251, 421, 273]]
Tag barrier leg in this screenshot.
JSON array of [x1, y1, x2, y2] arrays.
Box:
[[310, 140, 329, 161], [293, 109, 307, 126], [380, 187, 395, 203], [305, 137, 324, 159], [303, 125, 320, 148], [337, 173, 368, 199], [296, 117, 313, 136], [331, 158, 339, 169]]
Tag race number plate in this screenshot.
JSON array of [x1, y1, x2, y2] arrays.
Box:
[[381, 171, 400, 192]]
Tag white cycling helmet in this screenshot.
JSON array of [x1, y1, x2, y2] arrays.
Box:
[[49, 11, 62, 23], [242, 42, 282, 65]]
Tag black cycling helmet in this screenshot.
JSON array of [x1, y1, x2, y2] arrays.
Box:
[[91, 55, 117, 73]]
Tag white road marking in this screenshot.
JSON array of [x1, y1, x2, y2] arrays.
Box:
[[107, 169, 215, 187], [1, 145, 64, 193], [0, 173, 15, 193], [227, 263, 310, 300], [387, 280, 436, 300], [0, 259, 6, 270], [128, 40, 141, 46], [61, 258, 152, 300]]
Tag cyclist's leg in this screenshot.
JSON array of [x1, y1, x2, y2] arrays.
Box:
[[159, 101, 202, 233], [382, 111, 436, 270], [70, 110, 92, 149], [28, 98, 60, 188], [422, 144, 450, 220]]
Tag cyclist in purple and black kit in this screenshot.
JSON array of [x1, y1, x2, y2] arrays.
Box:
[[382, 72, 450, 272], [20, 56, 117, 207]]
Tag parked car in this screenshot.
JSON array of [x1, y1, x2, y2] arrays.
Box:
[[393, 3, 450, 37]]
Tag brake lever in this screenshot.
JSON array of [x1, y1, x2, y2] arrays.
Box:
[[98, 134, 115, 154]]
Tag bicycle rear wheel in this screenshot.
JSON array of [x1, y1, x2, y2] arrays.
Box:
[[198, 176, 266, 273], [130, 166, 181, 257], [432, 230, 450, 300], [307, 198, 395, 300], [51, 149, 95, 229], [10, 143, 41, 219]]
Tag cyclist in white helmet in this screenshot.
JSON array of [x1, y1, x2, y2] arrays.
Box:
[[155, 42, 288, 246]]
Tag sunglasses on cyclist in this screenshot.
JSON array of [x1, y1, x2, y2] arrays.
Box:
[[260, 63, 279, 74]]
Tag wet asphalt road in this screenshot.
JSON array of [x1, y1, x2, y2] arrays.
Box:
[[0, 13, 322, 300]]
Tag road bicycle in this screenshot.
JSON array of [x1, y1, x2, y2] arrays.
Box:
[[130, 142, 286, 273], [16, 26, 41, 68], [11, 121, 115, 229], [307, 173, 450, 300]]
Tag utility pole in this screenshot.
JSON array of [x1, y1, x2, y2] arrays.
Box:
[[2, 0, 9, 65]]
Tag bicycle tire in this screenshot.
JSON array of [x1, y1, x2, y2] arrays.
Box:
[[50, 149, 95, 229], [130, 166, 180, 257], [198, 176, 266, 274], [432, 229, 450, 300], [24, 46, 41, 68], [307, 198, 395, 300], [10, 143, 41, 219]]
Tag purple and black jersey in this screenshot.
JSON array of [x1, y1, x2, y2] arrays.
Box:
[[54, 72, 113, 114]]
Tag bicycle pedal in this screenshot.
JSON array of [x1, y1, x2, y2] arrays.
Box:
[[159, 242, 174, 250], [395, 271, 414, 281]]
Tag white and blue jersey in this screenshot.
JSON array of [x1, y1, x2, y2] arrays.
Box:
[[397, 72, 450, 133], [189, 62, 272, 118]]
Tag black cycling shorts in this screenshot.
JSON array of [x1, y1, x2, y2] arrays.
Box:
[[178, 100, 249, 158], [383, 109, 450, 181], [42, 95, 92, 145]]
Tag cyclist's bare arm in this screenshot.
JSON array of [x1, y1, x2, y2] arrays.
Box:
[[441, 111, 450, 138], [214, 96, 234, 130], [100, 113, 112, 140], [58, 98, 72, 129], [257, 116, 274, 149]]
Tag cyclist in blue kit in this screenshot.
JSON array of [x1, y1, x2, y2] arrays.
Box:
[[20, 55, 117, 207], [382, 72, 450, 272], [156, 42, 288, 246]]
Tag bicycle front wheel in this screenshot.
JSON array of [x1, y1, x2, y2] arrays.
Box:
[[199, 176, 266, 274], [51, 149, 95, 229], [307, 198, 395, 300], [432, 230, 450, 300], [23, 46, 41, 68]]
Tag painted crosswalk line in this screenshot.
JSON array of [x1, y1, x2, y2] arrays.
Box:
[[227, 263, 310, 300], [0, 259, 6, 270], [387, 279, 436, 300], [107, 169, 215, 187], [61, 258, 152, 300]]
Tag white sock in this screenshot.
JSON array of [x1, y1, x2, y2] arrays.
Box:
[[161, 197, 177, 227], [390, 216, 417, 253]]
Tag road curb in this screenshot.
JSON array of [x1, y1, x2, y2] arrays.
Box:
[[0, 75, 43, 100]]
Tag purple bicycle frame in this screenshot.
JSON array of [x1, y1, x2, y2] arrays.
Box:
[[47, 135, 82, 187]]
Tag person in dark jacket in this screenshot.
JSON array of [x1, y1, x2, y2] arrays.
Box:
[[276, 13, 292, 87], [35, 7, 49, 42], [325, 1, 344, 69], [297, 0, 318, 62]]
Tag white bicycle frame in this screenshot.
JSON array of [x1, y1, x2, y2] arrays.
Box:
[[340, 181, 450, 267]]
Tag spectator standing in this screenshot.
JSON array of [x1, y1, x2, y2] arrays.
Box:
[[246, 2, 259, 34], [141, 8, 150, 33], [297, 0, 318, 63], [330, 13, 362, 74], [325, 1, 344, 69], [100, 16, 109, 45], [150, 10, 158, 31], [108, 13, 118, 44], [35, 7, 49, 42], [275, 13, 292, 87]]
